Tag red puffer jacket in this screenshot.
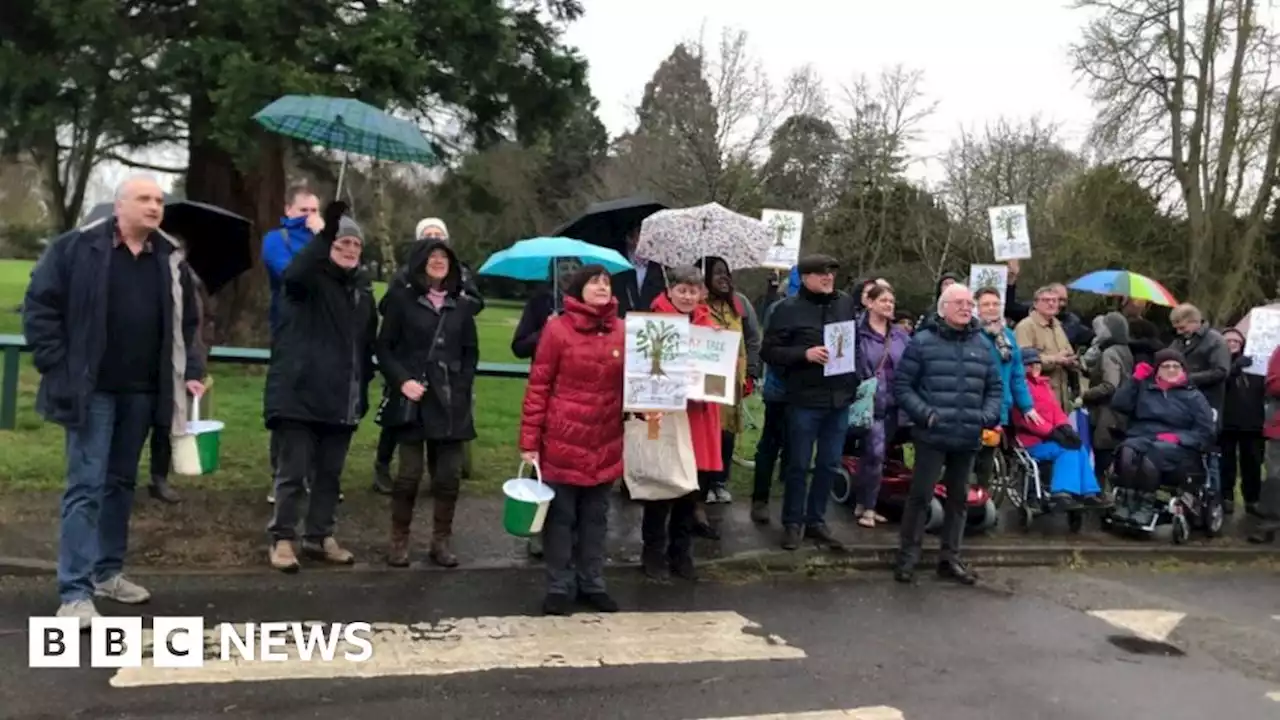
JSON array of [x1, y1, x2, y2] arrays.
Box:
[[650, 292, 723, 472], [519, 295, 625, 486]]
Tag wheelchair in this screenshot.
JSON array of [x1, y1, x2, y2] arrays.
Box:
[[1101, 446, 1224, 543], [988, 430, 1099, 534]]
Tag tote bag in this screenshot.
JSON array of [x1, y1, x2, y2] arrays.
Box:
[[623, 413, 699, 501], [849, 344, 890, 429]]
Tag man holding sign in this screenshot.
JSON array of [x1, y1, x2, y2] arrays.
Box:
[[760, 254, 861, 551]]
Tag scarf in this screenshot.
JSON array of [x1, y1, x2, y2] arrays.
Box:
[[1155, 371, 1187, 391], [426, 287, 447, 309], [984, 321, 1012, 362]]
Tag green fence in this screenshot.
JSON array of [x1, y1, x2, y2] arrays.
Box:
[[0, 333, 530, 431]]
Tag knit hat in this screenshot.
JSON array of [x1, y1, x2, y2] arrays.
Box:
[[1153, 347, 1186, 368], [336, 216, 364, 242], [415, 217, 449, 239], [1223, 327, 1245, 345], [1021, 347, 1042, 365]]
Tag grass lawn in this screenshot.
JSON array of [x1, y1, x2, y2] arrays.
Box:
[[0, 258, 764, 497]]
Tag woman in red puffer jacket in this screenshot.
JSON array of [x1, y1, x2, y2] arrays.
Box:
[[641, 265, 722, 581], [519, 265, 625, 617]]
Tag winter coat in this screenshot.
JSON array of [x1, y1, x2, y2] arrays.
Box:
[[855, 314, 910, 420], [1081, 312, 1134, 449], [979, 324, 1034, 426], [614, 259, 667, 317], [760, 267, 800, 403], [375, 239, 479, 442], [1169, 325, 1232, 417], [263, 210, 378, 429], [1014, 313, 1074, 411], [759, 284, 862, 409], [893, 317, 1003, 452], [23, 217, 204, 434], [262, 215, 314, 337], [651, 292, 722, 472], [1265, 345, 1280, 441], [1111, 375, 1215, 452], [519, 295, 625, 487], [511, 290, 557, 360], [1223, 351, 1265, 432], [1013, 373, 1070, 449]]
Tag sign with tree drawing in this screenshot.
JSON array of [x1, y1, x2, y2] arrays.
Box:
[[969, 264, 1009, 316], [760, 209, 804, 270], [823, 320, 858, 377], [686, 326, 742, 406], [625, 313, 691, 411], [1244, 308, 1280, 377], [987, 204, 1032, 261]]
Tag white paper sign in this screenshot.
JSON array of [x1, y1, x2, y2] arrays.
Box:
[[1244, 308, 1280, 377], [760, 209, 804, 270], [624, 313, 691, 411], [823, 320, 858, 377], [687, 327, 742, 406], [988, 204, 1032, 261], [969, 264, 1009, 315]]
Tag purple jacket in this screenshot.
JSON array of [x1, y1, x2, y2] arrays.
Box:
[[857, 316, 910, 418]]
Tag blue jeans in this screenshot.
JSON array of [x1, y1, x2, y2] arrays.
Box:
[[781, 405, 849, 527], [1027, 442, 1100, 496], [58, 392, 155, 603]]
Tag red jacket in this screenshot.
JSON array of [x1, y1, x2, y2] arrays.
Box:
[[650, 292, 723, 472], [519, 296, 625, 486], [1265, 345, 1280, 440], [1013, 372, 1069, 448]]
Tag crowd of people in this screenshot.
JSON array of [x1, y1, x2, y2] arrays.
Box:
[[24, 177, 1280, 627]]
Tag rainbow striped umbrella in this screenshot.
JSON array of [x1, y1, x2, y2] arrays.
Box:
[[1067, 270, 1178, 306]]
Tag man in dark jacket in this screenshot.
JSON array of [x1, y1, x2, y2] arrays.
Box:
[[760, 254, 861, 551], [1169, 303, 1231, 420], [750, 265, 800, 524], [23, 174, 205, 626], [1220, 328, 1264, 514], [613, 225, 666, 316], [893, 283, 1002, 586], [264, 202, 378, 573]]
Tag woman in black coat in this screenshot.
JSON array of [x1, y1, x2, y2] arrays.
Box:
[[376, 238, 480, 569]]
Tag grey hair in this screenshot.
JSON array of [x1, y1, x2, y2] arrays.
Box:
[[936, 282, 971, 315], [666, 265, 704, 288], [115, 173, 162, 200], [1170, 303, 1202, 324], [1033, 285, 1058, 301]]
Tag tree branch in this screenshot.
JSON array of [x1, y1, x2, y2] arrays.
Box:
[[102, 151, 187, 174]]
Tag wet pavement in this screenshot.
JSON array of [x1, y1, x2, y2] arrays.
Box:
[[1, 564, 1279, 718]]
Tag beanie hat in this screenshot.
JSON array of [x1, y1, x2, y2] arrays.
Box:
[[415, 217, 449, 240], [1021, 347, 1041, 365], [336, 216, 364, 243], [1153, 348, 1186, 368]]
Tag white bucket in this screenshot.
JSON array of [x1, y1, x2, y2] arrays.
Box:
[[171, 395, 225, 476], [502, 461, 556, 537]]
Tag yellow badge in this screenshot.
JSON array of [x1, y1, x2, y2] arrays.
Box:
[[612, 349, 620, 358]]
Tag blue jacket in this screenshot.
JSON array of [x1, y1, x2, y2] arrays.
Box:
[[761, 266, 800, 402], [979, 326, 1033, 426], [893, 318, 1003, 451], [1111, 377, 1215, 451], [262, 216, 315, 335]]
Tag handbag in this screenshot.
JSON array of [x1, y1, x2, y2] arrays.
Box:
[[849, 342, 890, 429], [623, 413, 699, 501], [376, 306, 451, 428]]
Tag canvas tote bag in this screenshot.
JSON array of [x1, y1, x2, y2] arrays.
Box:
[[623, 412, 699, 501]]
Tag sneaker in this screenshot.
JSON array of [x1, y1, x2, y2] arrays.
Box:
[[578, 591, 619, 613], [543, 593, 572, 616], [93, 575, 151, 604], [781, 524, 802, 550], [266, 491, 275, 504], [56, 598, 100, 630], [750, 500, 770, 524], [936, 559, 978, 585], [804, 523, 847, 551], [302, 537, 355, 565], [712, 487, 733, 504]]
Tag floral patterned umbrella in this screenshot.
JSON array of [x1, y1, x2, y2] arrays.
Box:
[[635, 202, 772, 270]]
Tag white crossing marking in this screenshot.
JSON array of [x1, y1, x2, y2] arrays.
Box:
[[110, 611, 806, 688], [694, 708, 905, 720], [1087, 609, 1186, 642], [1267, 691, 1280, 702]]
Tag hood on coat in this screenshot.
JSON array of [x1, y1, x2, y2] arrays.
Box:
[[404, 239, 462, 295], [561, 295, 618, 333], [1223, 327, 1246, 354], [1098, 311, 1129, 346]]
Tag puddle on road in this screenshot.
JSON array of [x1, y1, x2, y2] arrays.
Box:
[[1106, 634, 1185, 657]]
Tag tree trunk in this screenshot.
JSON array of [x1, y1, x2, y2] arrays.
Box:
[[184, 94, 285, 348]]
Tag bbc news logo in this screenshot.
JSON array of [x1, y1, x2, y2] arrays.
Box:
[[28, 617, 374, 668]]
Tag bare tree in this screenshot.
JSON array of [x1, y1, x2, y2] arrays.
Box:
[[839, 65, 938, 184], [1072, 0, 1280, 318]]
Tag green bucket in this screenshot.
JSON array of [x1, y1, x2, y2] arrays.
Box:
[[172, 396, 224, 476], [502, 462, 555, 537]]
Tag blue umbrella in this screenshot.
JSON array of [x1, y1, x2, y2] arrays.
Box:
[[478, 236, 632, 281]]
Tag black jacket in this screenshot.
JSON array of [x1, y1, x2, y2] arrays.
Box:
[[1170, 325, 1232, 416], [613, 260, 666, 317], [1223, 352, 1265, 432], [893, 317, 1003, 452], [375, 239, 479, 442], [23, 218, 203, 431], [264, 206, 378, 428], [759, 286, 862, 408], [511, 290, 557, 360]]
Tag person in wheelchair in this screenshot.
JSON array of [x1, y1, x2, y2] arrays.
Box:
[[1012, 349, 1105, 506], [1109, 348, 1216, 525]]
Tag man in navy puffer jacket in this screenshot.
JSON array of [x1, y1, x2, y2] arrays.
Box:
[[893, 283, 1002, 586]]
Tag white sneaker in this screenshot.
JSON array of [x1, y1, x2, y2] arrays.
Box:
[[267, 491, 275, 504], [711, 487, 733, 504], [94, 574, 151, 604], [56, 598, 100, 630]]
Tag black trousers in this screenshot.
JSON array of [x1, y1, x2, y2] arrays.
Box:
[[1220, 429, 1263, 505], [268, 421, 353, 542], [641, 492, 697, 562], [149, 426, 171, 479], [898, 443, 975, 568]]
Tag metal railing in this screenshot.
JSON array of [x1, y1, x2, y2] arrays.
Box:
[[0, 333, 530, 431]]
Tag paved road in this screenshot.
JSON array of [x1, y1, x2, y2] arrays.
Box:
[[1, 565, 1278, 719]]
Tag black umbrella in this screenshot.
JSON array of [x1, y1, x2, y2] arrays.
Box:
[[550, 196, 667, 254], [78, 198, 252, 294]]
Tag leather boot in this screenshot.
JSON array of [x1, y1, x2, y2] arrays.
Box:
[[429, 497, 460, 568], [388, 490, 415, 567]]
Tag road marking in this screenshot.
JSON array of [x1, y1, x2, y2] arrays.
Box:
[[110, 611, 806, 688], [693, 708, 905, 720], [1267, 691, 1280, 702], [1087, 609, 1186, 642]]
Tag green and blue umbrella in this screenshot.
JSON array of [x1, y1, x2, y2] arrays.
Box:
[[478, 237, 632, 281]]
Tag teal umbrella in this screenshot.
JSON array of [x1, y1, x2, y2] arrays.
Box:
[[252, 94, 437, 193]]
